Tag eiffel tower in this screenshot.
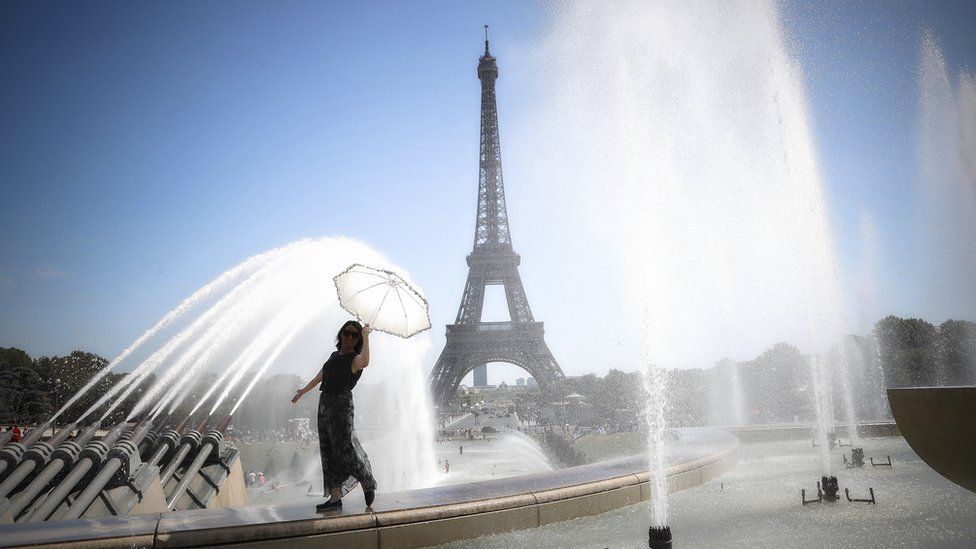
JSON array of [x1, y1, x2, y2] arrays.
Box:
[[429, 28, 565, 406]]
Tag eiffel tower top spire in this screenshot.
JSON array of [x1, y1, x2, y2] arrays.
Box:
[[472, 25, 510, 254]]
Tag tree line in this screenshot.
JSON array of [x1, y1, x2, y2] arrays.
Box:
[[0, 348, 155, 425], [3, 314, 971, 429], [0, 347, 317, 435], [563, 315, 975, 428], [874, 316, 976, 387]]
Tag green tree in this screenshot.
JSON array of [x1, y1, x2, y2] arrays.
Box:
[[34, 351, 111, 422], [595, 369, 643, 431], [0, 361, 50, 423], [875, 316, 940, 387], [571, 373, 603, 399], [939, 320, 976, 385], [743, 343, 808, 423], [0, 348, 34, 421], [666, 368, 706, 427]]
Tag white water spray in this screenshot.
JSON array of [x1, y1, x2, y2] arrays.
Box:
[[641, 362, 669, 527], [53, 246, 286, 422], [523, 1, 848, 486], [730, 362, 747, 425], [82, 242, 308, 422], [77, 237, 437, 492], [917, 30, 976, 319], [832, 347, 860, 444], [808, 356, 833, 474]]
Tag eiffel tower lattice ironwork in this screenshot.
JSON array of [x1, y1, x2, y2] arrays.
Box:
[[429, 28, 565, 406]]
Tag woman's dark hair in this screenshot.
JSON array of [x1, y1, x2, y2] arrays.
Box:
[[335, 320, 364, 354]]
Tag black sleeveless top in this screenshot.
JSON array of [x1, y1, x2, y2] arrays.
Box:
[[320, 351, 363, 393]]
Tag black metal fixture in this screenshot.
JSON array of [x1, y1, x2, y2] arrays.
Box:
[[802, 475, 840, 504], [648, 525, 672, 549], [844, 447, 865, 468], [821, 475, 840, 501], [845, 487, 876, 504], [870, 455, 892, 467]]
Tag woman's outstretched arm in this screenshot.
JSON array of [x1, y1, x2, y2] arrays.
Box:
[[352, 324, 372, 373], [292, 370, 323, 403]]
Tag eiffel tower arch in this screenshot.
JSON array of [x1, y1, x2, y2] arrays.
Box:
[[429, 29, 566, 406]]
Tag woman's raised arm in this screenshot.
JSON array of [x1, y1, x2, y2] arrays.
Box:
[[352, 324, 372, 373]]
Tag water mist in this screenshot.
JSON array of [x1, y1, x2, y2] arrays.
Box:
[[61, 237, 439, 493], [521, 2, 850, 506]]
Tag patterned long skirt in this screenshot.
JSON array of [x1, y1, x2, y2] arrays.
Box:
[[318, 391, 377, 496]]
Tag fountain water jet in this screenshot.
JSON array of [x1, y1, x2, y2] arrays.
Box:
[[641, 362, 669, 528], [916, 30, 976, 319], [708, 360, 747, 426], [52, 244, 296, 423], [522, 5, 852, 516], [831, 348, 860, 445], [808, 356, 833, 474], [66, 237, 437, 493]]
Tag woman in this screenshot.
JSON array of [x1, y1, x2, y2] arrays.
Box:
[[292, 320, 377, 511]]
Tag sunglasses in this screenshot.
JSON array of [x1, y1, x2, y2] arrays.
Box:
[[342, 330, 361, 338]]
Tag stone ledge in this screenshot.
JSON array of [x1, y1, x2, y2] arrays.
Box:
[[0, 427, 739, 549]]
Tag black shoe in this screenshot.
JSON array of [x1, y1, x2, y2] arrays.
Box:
[[315, 499, 342, 512], [364, 490, 375, 507]]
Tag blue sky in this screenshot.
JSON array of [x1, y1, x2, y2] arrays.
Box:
[[1, 1, 974, 384]]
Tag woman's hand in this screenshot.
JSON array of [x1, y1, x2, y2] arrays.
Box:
[[362, 324, 372, 338], [291, 388, 304, 404]]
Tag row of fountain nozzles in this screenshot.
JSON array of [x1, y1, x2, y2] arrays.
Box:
[[0, 414, 232, 522]]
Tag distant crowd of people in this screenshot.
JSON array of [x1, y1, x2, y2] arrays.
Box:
[[437, 428, 488, 442], [236, 427, 313, 445]]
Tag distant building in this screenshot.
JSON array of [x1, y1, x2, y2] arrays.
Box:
[[473, 364, 488, 387], [516, 377, 525, 386], [525, 377, 537, 388]]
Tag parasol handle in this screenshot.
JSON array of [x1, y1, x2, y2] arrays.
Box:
[[364, 285, 392, 328]]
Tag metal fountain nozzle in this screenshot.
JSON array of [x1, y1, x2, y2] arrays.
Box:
[[1, 423, 99, 521], [61, 417, 157, 519], [20, 422, 51, 449], [164, 416, 231, 510], [21, 422, 127, 523], [75, 422, 128, 480], [845, 447, 865, 468], [51, 423, 100, 467], [149, 428, 181, 467], [0, 421, 52, 478], [0, 423, 77, 499], [648, 525, 672, 549], [174, 416, 192, 434], [158, 419, 208, 486], [215, 415, 232, 434], [821, 475, 840, 501], [802, 475, 841, 505]]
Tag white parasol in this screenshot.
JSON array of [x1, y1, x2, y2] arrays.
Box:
[[333, 264, 431, 338]]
